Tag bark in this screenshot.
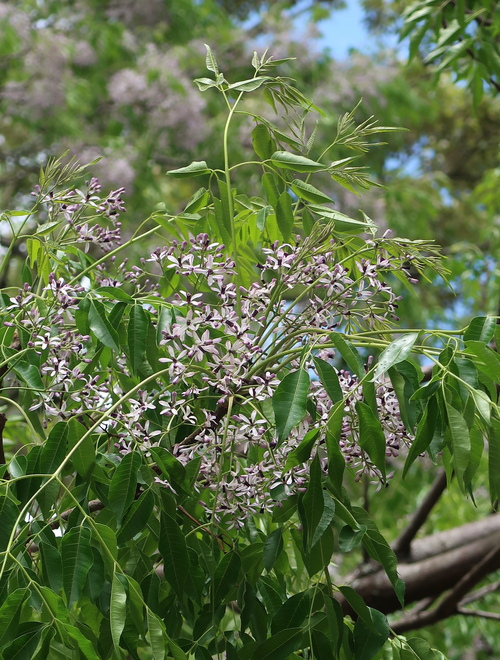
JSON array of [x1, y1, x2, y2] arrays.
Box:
[[339, 515, 500, 624]]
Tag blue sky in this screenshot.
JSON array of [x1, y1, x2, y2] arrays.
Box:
[[312, 0, 403, 58]]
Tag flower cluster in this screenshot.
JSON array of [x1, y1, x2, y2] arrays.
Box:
[[3, 225, 416, 525], [31, 177, 125, 253]]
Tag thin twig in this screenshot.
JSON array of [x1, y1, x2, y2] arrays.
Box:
[[456, 607, 500, 621], [460, 578, 500, 605]]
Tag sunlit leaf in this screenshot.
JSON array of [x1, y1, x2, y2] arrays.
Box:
[[291, 179, 334, 204], [166, 161, 211, 178], [270, 151, 325, 172], [372, 333, 420, 381], [464, 316, 496, 343], [110, 573, 127, 652]]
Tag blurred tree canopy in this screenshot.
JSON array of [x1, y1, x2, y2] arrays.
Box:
[[1, 0, 499, 329]]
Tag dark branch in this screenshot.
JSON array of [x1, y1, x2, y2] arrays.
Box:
[[391, 541, 500, 633], [392, 469, 447, 558]]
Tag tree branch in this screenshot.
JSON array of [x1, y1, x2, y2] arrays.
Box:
[[392, 469, 447, 558], [456, 607, 500, 621], [391, 541, 500, 633], [460, 579, 500, 606], [339, 519, 500, 617]]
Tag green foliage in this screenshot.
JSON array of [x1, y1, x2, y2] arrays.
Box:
[[0, 47, 498, 660]]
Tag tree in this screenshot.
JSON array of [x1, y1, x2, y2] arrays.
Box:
[[1, 45, 500, 659]]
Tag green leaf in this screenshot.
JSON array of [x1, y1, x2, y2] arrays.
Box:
[[27, 237, 40, 268], [403, 395, 438, 477], [117, 489, 154, 543], [372, 333, 420, 381], [463, 316, 497, 343], [213, 551, 241, 604], [308, 205, 374, 233], [270, 151, 325, 173], [284, 429, 319, 471], [356, 401, 387, 481], [61, 526, 94, 607], [338, 524, 367, 552], [276, 191, 294, 241], [0, 496, 22, 552], [159, 513, 189, 598], [263, 529, 283, 572], [471, 388, 491, 425], [273, 369, 310, 445], [326, 403, 345, 496], [353, 608, 389, 660], [352, 506, 405, 606], [13, 361, 44, 391], [110, 573, 127, 652], [128, 304, 149, 374], [39, 421, 67, 474], [204, 43, 219, 74], [300, 452, 324, 552], [488, 418, 500, 505], [67, 418, 95, 479], [262, 172, 280, 208], [194, 77, 217, 92], [311, 490, 336, 548], [252, 124, 276, 161], [166, 161, 211, 178], [227, 77, 270, 92], [2, 622, 44, 660], [0, 589, 29, 648], [109, 451, 141, 525], [463, 424, 483, 492], [271, 591, 311, 635], [250, 628, 303, 660], [291, 179, 334, 204], [65, 624, 99, 660], [445, 400, 471, 492], [184, 187, 210, 214], [147, 611, 168, 660], [329, 333, 363, 377], [88, 299, 119, 351], [405, 637, 447, 659], [465, 341, 500, 381], [313, 357, 343, 404], [388, 361, 421, 433], [32, 628, 54, 660], [216, 178, 233, 242], [39, 541, 63, 593], [339, 586, 376, 630], [95, 286, 134, 303]]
